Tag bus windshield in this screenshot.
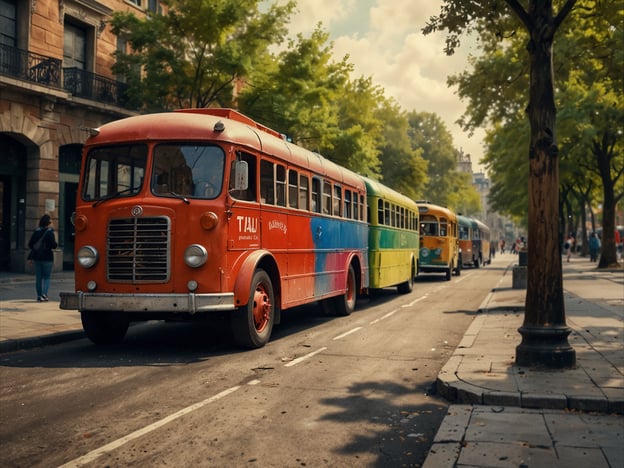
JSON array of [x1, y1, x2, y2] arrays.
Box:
[[152, 144, 225, 199], [420, 214, 438, 236], [83, 145, 147, 202]]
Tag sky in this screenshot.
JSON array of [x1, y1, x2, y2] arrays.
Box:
[[272, 0, 487, 172]]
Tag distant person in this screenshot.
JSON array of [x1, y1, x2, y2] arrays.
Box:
[[500, 239, 506, 254], [588, 232, 601, 262], [28, 214, 58, 302], [563, 233, 575, 263]]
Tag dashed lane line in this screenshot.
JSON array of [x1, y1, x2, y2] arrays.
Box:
[[332, 327, 363, 340], [283, 346, 328, 367], [58, 386, 241, 468]]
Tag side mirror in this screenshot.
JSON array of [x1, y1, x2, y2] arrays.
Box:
[[232, 160, 248, 191]]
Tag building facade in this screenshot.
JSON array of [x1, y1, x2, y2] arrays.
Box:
[[0, 0, 157, 273]]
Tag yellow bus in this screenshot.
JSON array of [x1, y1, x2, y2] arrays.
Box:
[[363, 177, 419, 294], [417, 202, 460, 281]]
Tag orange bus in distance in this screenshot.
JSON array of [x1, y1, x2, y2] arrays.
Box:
[[417, 202, 460, 281]]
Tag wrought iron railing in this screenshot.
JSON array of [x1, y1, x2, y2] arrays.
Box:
[[0, 43, 62, 87], [0, 44, 130, 108], [63, 67, 129, 107]]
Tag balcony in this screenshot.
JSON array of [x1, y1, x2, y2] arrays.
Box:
[[63, 67, 129, 107], [0, 44, 130, 109], [0, 43, 61, 87]]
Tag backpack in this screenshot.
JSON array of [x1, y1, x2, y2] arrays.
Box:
[[30, 229, 49, 259]]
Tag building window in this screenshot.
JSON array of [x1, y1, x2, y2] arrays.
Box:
[[64, 21, 87, 69], [0, 0, 17, 46], [147, 0, 160, 14]]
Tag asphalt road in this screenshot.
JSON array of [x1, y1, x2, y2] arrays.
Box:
[[0, 262, 506, 467]]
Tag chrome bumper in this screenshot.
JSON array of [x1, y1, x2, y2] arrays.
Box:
[[60, 292, 236, 314]]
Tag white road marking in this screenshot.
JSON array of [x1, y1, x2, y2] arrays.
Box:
[[283, 347, 328, 367], [332, 327, 363, 340], [403, 295, 428, 307], [368, 309, 398, 325], [58, 386, 241, 467]]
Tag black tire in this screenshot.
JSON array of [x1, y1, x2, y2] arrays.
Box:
[[81, 311, 129, 345], [333, 264, 357, 316], [397, 262, 415, 294], [445, 264, 452, 281], [231, 269, 275, 348]]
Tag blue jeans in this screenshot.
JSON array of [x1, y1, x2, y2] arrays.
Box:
[[34, 261, 53, 298]]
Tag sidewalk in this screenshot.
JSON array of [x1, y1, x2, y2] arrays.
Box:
[[1, 256, 623, 467], [425, 255, 624, 467], [0, 270, 81, 353]]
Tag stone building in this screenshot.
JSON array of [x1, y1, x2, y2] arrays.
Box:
[[0, 0, 157, 272]]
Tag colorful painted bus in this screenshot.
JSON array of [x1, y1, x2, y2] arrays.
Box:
[[458, 215, 491, 268], [458, 215, 475, 268], [417, 202, 460, 281], [363, 177, 419, 294], [472, 218, 491, 267], [61, 108, 369, 348]]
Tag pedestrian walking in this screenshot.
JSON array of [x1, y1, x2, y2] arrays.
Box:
[[588, 232, 601, 262], [563, 233, 575, 263], [27, 214, 58, 302], [500, 239, 506, 254]]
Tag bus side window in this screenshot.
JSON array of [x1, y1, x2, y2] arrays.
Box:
[[288, 169, 298, 208], [299, 174, 309, 210], [333, 185, 342, 217], [311, 177, 321, 213], [360, 194, 366, 221], [322, 181, 331, 214], [276, 165, 286, 206], [440, 217, 448, 236], [344, 190, 352, 219], [384, 201, 391, 225], [260, 160, 274, 204]]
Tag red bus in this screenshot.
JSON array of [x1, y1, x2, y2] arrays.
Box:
[[61, 109, 369, 348]]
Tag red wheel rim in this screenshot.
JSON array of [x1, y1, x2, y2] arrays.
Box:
[[252, 283, 271, 332]]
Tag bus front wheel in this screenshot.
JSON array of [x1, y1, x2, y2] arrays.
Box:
[[334, 264, 357, 316], [81, 311, 129, 345], [232, 269, 275, 348], [397, 262, 415, 294], [445, 264, 452, 281]]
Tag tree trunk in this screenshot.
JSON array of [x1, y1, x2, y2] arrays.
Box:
[[595, 134, 620, 268], [515, 0, 575, 368]]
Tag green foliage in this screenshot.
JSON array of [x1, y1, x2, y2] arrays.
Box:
[[442, 0, 623, 229], [239, 28, 425, 183], [110, 0, 294, 111], [406, 111, 479, 209], [108, 1, 480, 210]]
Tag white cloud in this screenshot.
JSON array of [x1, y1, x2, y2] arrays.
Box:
[[271, 0, 486, 169]]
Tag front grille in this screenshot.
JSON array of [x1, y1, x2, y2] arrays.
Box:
[[107, 217, 170, 282]]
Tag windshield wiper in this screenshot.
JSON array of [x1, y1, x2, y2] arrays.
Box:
[[169, 192, 190, 204], [92, 187, 139, 207]]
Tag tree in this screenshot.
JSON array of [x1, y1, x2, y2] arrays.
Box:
[[424, 0, 578, 368], [375, 101, 428, 200], [238, 28, 385, 178], [406, 111, 480, 212], [556, 2, 624, 267], [110, 0, 294, 111]]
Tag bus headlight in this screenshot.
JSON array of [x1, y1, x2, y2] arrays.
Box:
[[184, 244, 207, 268], [77, 245, 98, 269]]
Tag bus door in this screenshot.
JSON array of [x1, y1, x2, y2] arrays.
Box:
[[227, 152, 261, 252]]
